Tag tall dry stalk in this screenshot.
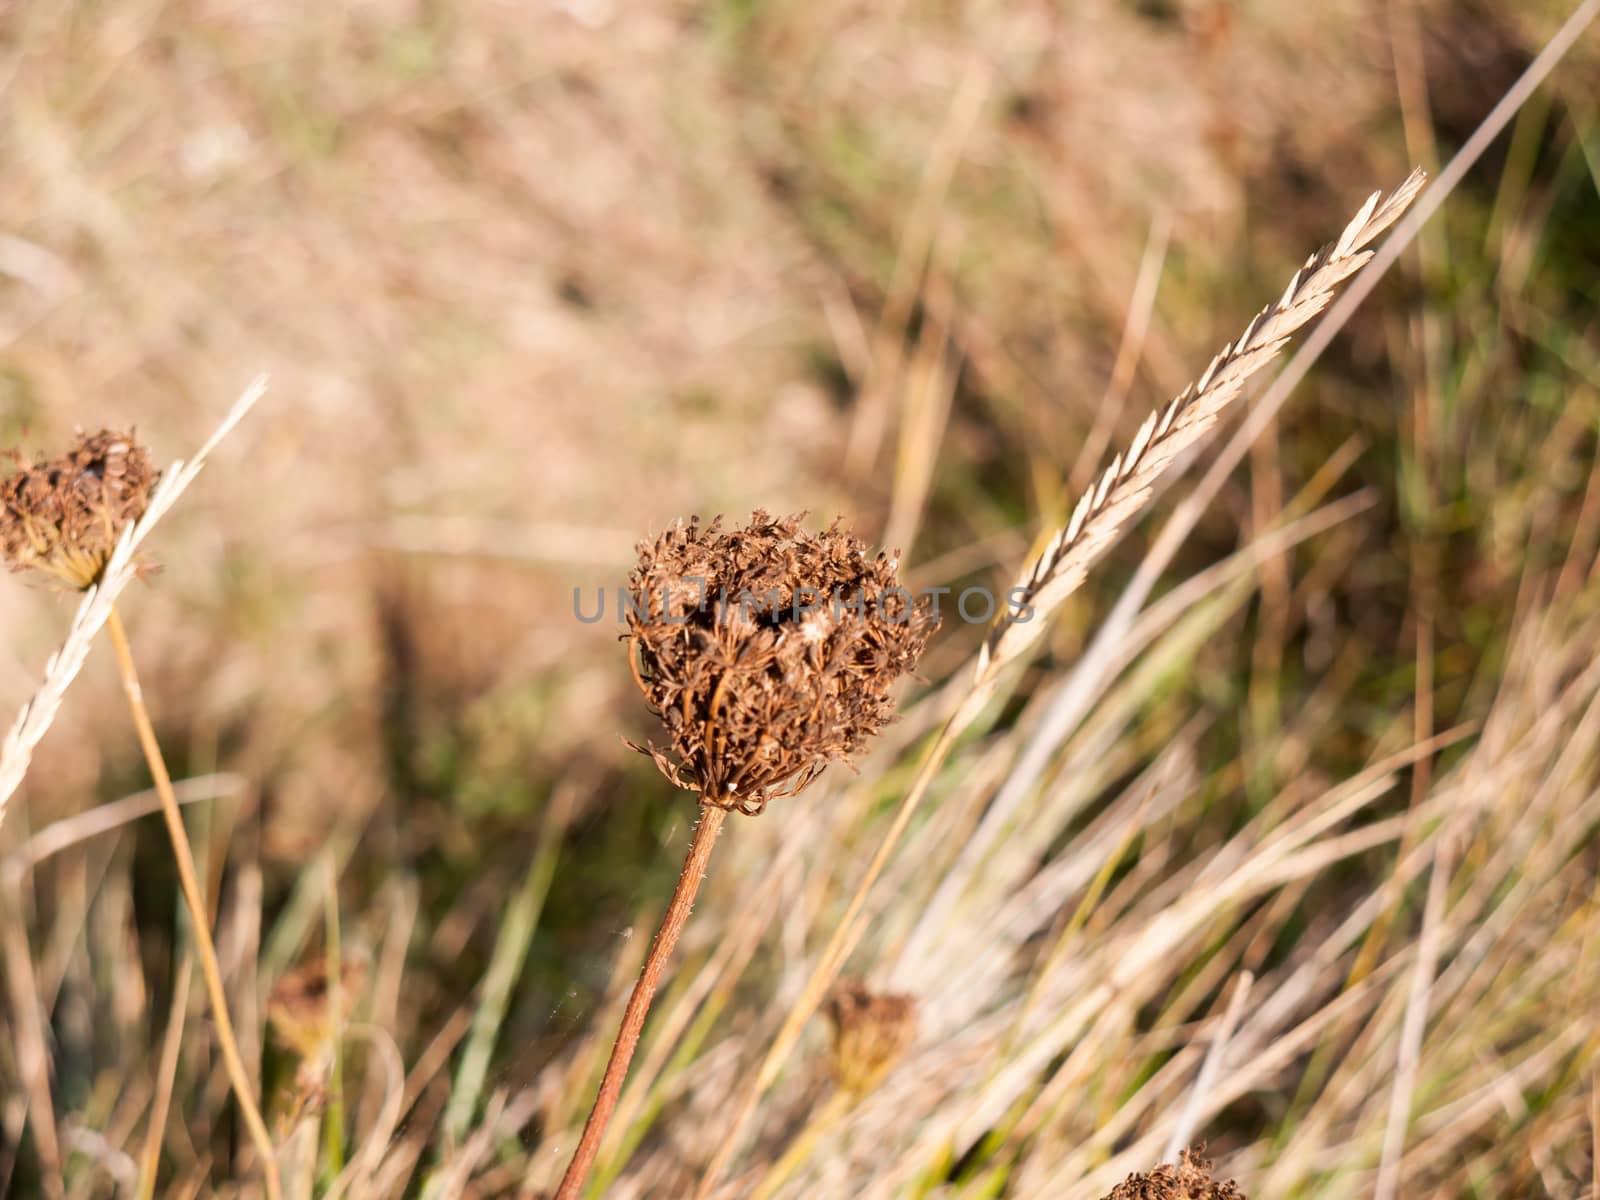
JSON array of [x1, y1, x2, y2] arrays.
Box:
[[0, 380, 280, 1198], [104, 623, 288, 1196], [693, 171, 1426, 1197]]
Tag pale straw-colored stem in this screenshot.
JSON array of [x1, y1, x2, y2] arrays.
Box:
[[0, 868, 64, 1198], [1162, 969, 1253, 1162], [105, 607, 281, 1200], [555, 804, 728, 1200], [1374, 832, 1454, 1200], [939, 0, 1600, 966], [323, 852, 347, 1177], [137, 951, 194, 1200]]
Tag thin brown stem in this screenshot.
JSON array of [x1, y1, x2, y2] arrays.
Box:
[[105, 607, 282, 1200], [555, 804, 728, 1200]]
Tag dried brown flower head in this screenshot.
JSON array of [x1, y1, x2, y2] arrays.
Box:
[[0, 430, 158, 590], [624, 511, 937, 814], [267, 956, 368, 1061], [825, 979, 918, 1096], [1101, 1148, 1245, 1200]]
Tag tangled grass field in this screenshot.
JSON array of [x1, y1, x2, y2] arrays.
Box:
[[2, 1, 1599, 1196]]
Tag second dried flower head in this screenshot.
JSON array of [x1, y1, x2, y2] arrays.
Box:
[[826, 979, 918, 1096], [624, 511, 938, 814], [0, 430, 158, 590]]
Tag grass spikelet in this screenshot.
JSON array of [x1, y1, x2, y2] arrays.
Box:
[[694, 170, 1428, 1199], [977, 170, 1426, 680], [0, 376, 266, 832]]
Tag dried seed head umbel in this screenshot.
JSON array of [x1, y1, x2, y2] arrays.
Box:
[[826, 979, 918, 1096], [1100, 1147, 1246, 1200], [558, 514, 935, 1200], [624, 510, 938, 814], [1, 430, 159, 591]]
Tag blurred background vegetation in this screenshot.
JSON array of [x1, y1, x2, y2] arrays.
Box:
[[1, 0, 1597, 1196]]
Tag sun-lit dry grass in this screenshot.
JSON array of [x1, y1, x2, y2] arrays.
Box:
[[2, 0, 1599, 1197]]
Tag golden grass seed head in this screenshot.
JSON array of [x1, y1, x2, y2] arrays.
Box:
[[825, 979, 918, 1096], [624, 510, 937, 814], [0, 430, 158, 590]]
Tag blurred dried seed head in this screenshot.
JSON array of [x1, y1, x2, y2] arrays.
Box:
[[0, 430, 158, 590], [625, 511, 937, 814], [826, 979, 918, 1096], [267, 955, 368, 1062], [1101, 1148, 1245, 1200]]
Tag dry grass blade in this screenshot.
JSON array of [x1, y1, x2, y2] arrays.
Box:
[[0, 376, 266, 834], [4, 774, 245, 872], [1162, 972, 1254, 1163], [324, 1024, 407, 1200], [976, 171, 1425, 679], [138, 951, 194, 1200], [1374, 831, 1456, 1200]]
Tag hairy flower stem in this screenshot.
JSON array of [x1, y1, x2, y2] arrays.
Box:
[[556, 804, 728, 1200], [105, 608, 282, 1200]]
